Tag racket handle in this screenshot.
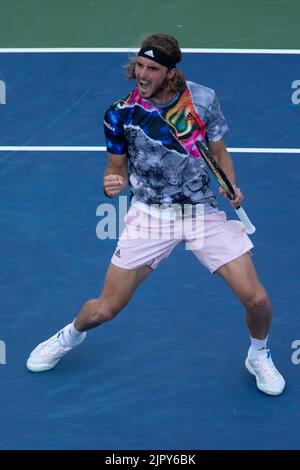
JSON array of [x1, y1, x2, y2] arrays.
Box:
[[235, 206, 256, 234]]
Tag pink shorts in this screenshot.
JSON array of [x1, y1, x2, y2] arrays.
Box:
[[111, 208, 253, 273]]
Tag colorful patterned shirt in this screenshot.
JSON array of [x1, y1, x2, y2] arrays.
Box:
[[103, 81, 229, 213]]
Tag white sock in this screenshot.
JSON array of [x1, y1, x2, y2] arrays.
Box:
[[61, 319, 84, 346], [248, 335, 268, 359]]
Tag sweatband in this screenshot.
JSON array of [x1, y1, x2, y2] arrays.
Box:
[[138, 47, 177, 69]]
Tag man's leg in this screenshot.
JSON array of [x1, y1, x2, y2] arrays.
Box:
[[74, 263, 152, 331], [26, 263, 152, 372], [216, 252, 285, 395], [216, 252, 271, 339]]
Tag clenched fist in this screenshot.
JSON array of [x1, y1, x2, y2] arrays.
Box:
[[104, 174, 125, 197]]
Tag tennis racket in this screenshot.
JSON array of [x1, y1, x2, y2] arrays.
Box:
[[196, 141, 256, 235]]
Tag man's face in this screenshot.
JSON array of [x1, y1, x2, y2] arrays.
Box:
[[135, 56, 173, 103]]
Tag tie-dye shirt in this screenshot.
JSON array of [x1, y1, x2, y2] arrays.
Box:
[[103, 81, 229, 213]]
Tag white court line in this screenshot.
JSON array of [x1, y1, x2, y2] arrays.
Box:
[[1, 50, 298, 154], [228, 148, 300, 154], [0, 146, 300, 154], [0, 146, 106, 152], [0, 48, 300, 54]]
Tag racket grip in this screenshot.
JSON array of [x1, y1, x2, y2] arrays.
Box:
[[235, 207, 256, 234]]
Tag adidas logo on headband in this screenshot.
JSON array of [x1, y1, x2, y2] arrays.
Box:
[[138, 46, 178, 69], [143, 50, 155, 58]]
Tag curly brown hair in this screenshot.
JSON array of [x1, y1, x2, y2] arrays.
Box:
[[125, 33, 186, 94]]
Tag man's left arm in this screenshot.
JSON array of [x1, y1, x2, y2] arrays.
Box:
[[208, 139, 244, 208]]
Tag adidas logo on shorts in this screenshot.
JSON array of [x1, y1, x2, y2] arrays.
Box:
[[115, 249, 121, 258]]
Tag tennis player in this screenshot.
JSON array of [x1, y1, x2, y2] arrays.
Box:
[[26, 33, 285, 396]]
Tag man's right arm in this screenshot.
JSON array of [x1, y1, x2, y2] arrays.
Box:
[[103, 152, 128, 198]]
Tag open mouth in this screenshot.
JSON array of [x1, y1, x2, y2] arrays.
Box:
[[138, 80, 151, 92]]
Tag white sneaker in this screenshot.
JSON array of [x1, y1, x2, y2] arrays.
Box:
[[245, 349, 285, 396], [26, 329, 86, 372]]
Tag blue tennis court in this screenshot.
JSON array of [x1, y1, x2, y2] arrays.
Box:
[[1, 49, 300, 450]]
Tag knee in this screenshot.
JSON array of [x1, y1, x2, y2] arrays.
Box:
[[87, 298, 119, 324], [243, 290, 271, 312]]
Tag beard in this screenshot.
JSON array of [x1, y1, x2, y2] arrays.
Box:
[[138, 76, 169, 101]]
